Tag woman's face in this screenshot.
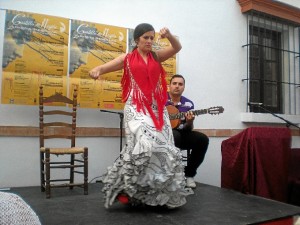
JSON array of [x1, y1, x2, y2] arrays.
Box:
[[136, 30, 155, 53]]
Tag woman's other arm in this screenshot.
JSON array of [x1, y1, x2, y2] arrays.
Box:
[[89, 53, 126, 79]]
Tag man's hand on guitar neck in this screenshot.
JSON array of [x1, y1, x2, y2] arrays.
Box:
[[183, 111, 195, 130]]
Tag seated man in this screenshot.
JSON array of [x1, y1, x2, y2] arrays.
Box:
[[166, 74, 209, 188]]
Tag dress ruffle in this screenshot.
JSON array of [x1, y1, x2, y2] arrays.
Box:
[[102, 97, 193, 208]]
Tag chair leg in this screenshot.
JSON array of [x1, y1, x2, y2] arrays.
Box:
[[84, 148, 88, 195], [45, 149, 51, 198], [40, 152, 45, 192], [70, 154, 75, 190]]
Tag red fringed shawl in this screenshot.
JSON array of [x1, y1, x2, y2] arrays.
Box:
[[121, 50, 167, 131]]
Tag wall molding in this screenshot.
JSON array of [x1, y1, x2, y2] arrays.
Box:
[[237, 0, 300, 25], [0, 126, 299, 137]]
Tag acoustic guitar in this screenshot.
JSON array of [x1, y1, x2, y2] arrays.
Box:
[[166, 105, 224, 129]]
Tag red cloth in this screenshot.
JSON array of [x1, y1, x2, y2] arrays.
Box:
[[288, 148, 300, 206], [121, 50, 167, 131], [221, 127, 291, 202]]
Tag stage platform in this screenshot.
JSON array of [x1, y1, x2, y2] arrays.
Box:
[[3, 182, 300, 225]]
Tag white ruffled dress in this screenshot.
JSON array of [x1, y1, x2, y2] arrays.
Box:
[[102, 95, 193, 208]]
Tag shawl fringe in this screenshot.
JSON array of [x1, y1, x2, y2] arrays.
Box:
[[121, 51, 167, 131]]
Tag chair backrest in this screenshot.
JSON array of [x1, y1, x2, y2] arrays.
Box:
[[39, 86, 78, 148]]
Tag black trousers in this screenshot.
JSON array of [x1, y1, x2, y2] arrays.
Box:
[[172, 129, 209, 177]]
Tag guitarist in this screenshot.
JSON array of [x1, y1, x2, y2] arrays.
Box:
[[166, 74, 209, 188]]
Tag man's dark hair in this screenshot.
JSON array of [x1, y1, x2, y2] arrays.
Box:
[[170, 74, 185, 84]]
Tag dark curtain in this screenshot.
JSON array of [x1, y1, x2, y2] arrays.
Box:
[[221, 127, 291, 203]]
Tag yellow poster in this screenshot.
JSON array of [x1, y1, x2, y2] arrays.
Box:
[[100, 80, 123, 110], [1, 11, 178, 108], [1, 10, 69, 105], [69, 20, 127, 109]]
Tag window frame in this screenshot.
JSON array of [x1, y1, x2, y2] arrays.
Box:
[[241, 10, 300, 126]]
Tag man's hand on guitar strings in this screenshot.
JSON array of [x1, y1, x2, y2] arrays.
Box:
[[185, 111, 195, 123]]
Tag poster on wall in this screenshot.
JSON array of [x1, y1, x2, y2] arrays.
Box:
[[128, 28, 177, 84], [1, 10, 69, 105], [69, 19, 127, 109]]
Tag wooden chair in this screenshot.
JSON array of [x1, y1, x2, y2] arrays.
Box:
[[39, 86, 88, 198]]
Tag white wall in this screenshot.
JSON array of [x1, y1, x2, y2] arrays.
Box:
[[0, 0, 299, 188]]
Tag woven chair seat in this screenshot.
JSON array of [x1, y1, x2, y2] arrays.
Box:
[[40, 147, 85, 154]]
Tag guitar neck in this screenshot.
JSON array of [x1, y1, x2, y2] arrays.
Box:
[[169, 109, 208, 120]]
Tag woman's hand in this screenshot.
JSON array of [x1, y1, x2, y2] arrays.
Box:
[[89, 66, 101, 80], [159, 27, 171, 39]]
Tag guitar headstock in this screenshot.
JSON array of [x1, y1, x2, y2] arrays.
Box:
[[208, 106, 224, 115]]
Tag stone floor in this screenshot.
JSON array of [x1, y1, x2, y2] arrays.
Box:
[[3, 182, 300, 225]]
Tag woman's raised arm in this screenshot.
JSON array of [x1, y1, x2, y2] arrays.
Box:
[[156, 27, 182, 63]]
